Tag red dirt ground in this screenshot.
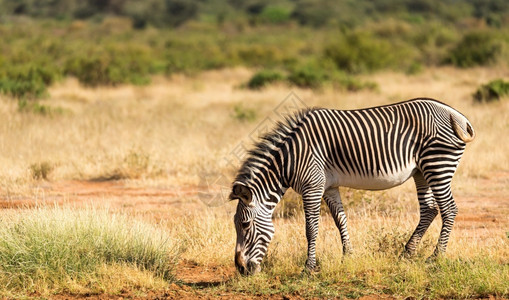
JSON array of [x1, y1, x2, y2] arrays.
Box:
[[1, 172, 508, 299]]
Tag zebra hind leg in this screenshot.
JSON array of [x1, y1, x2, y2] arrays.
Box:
[[323, 187, 353, 256], [403, 171, 438, 258], [428, 183, 458, 260]]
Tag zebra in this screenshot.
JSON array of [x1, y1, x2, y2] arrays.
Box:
[[229, 98, 475, 276]]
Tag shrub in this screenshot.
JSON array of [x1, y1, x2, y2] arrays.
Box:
[[94, 150, 158, 181], [30, 162, 53, 180], [324, 31, 398, 73], [406, 62, 424, 75], [287, 65, 378, 91], [259, 6, 291, 24], [0, 65, 59, 99], [18, 100, 65, 115], [165, 40, 228, 74], [291, 0, 340, 27], [287, 65, 328, 88], [0, 207, 181, 296], [64, 45, 152, 86], [473, 79, 509, 102], [330, 71, 379, 91], [234, 45, 284, 67], [0, 78, 46, 99], [446, 31, 502, 67], [247, 70, 285, 89]]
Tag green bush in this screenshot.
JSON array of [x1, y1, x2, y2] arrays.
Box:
[[234, 45, 284, 67], [411, 23, 459, 65], [64, 45, 152, 86], [286, 64, 378, 91], [287, 65, 328, 88], [259, 6, 291, 24], [331, 72, 379, 91], [0, 65, 60, 99], [18, 100, 65, 116], [473, 79, 509, 102], [446, 31, 502, 67], [324, 31, 399, 73], [0, 78, 46, 99], [165, 40, 228, 74], [247, 70, 285, 89], [291, 0, 341, 27]]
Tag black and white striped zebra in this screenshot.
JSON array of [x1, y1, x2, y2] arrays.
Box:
[[230, 98, 475, 275]]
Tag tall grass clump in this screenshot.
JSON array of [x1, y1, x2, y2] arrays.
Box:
[[0, 207, 181, 297]]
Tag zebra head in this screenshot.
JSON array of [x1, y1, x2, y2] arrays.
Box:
[[230, 181, 277, 276]]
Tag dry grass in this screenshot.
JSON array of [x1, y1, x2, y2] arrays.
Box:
[[163, 203, 508, 298], [0, 67, 507, 191], [0, 67, 508, 298]]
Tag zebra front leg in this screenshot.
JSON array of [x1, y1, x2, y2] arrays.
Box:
[[302, 192, 323, 272], [323, 187, 353, 255], [403, 172, 438, 257]]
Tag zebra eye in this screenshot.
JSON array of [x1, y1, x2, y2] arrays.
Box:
[[241, 221, 251, 230]]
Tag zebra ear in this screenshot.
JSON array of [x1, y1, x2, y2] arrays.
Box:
[[229, 183, 252, 205]]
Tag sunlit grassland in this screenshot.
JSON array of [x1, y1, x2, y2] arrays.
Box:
[[0, 67, 508, 298], [1, 200, 506, 298]]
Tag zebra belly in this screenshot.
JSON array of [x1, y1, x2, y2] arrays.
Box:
[[329, 163, 417, 190]]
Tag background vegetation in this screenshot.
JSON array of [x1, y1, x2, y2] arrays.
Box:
[[0, 0, 509, 98]]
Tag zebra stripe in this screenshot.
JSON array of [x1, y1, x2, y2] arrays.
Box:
[[230, 98, 474, 275]]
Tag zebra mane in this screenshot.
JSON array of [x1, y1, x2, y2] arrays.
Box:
[[234, 107, 315, 183]]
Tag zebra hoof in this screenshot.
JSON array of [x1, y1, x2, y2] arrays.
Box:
[[302, 265, 320, 275], [400, 250, 415, 260], [425, 256, 437, 263], [426, 248, 445, 263], [343, 247, 353, 256], [303, 260, 320, 274]]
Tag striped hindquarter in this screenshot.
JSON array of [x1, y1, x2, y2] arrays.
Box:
[[230, 98, 475, 275]]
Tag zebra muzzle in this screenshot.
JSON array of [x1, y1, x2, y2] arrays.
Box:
[[235, 252, 260, 275]]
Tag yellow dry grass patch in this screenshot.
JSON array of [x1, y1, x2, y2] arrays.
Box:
[[0, 66, 507, 192]]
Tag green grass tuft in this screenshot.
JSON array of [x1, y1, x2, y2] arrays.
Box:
[[0, 207, 181, 297]]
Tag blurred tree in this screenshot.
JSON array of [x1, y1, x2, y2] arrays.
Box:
[[122, 0, 198, 28], [470, 0, 509, 27], [165, 0, 199, 27], [1, 0, 509, 28], [291, 0, 340, 27]]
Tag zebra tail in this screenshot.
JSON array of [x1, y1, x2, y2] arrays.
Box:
[[450, 114, 476, 143]]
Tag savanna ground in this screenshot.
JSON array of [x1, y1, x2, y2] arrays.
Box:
[[0, 67, 508, 299]]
